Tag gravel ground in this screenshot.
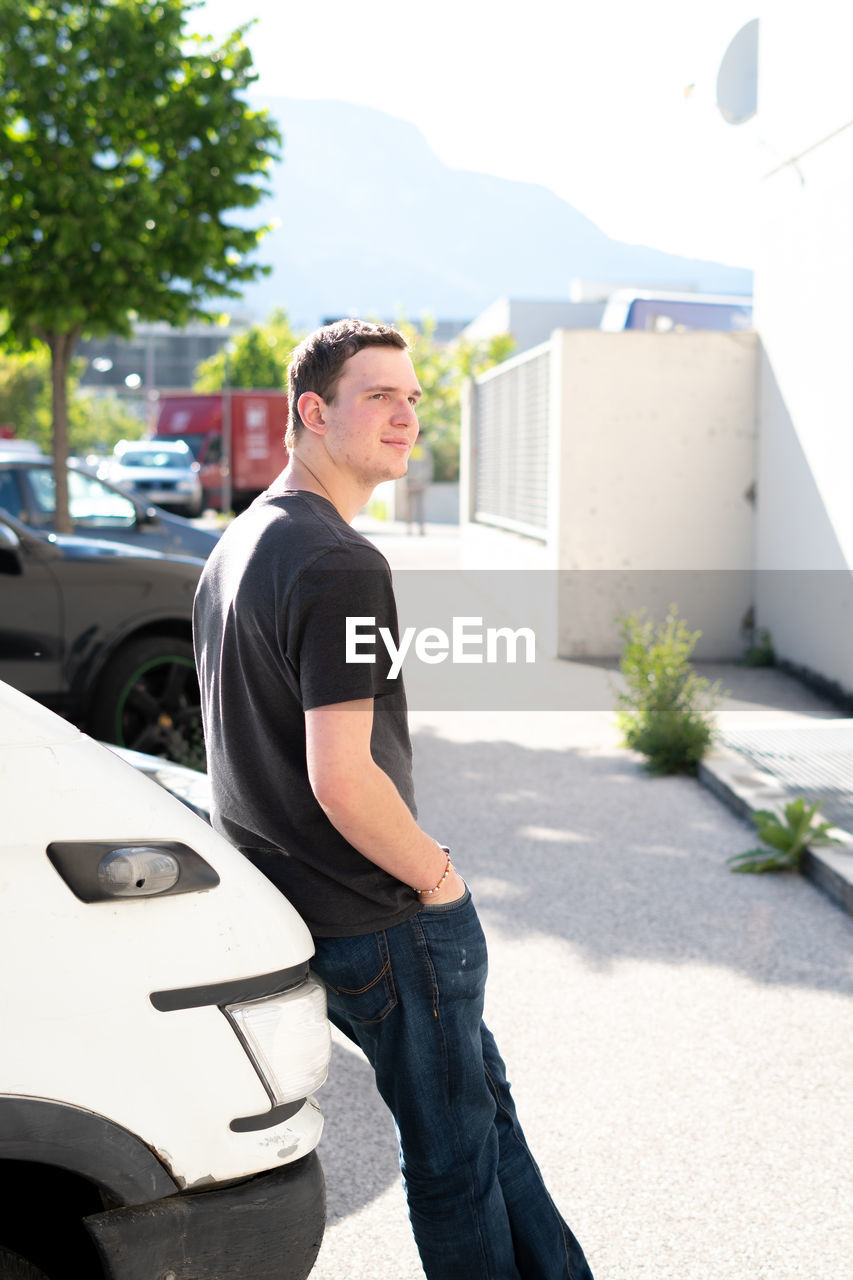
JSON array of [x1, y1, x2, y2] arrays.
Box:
[[309, 708, 853, 1280]]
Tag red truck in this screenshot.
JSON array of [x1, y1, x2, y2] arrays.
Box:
[[153, 390, 288, 512]]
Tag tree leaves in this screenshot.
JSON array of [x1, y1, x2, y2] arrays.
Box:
[[193, 309, 302, 391]]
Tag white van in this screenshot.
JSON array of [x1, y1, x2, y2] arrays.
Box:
[[0, 682, 330, 1280], [600, 289, 753, 333]]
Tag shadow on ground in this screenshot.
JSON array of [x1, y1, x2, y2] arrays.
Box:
[[315, 1040, 400, 1224], [410, 726, 853, 998]]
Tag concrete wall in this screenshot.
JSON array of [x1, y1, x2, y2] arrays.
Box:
[[552, 330, 756, 571], [462, 329, 758, 659], [392, 481, 459, 525], [371, 480, 460, 525], [752, 8, 853, 693], [554, 330, 757, 657]]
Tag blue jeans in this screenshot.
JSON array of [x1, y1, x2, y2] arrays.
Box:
[[311, 889, 594, 1280]]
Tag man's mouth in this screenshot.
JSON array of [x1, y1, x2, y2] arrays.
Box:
[[382, 438, 411, 452]]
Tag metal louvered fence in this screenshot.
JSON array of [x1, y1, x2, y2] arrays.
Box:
[[719, 722, 853, 835], [472, 344, 551, 540]]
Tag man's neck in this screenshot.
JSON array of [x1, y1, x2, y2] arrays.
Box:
[[281, 454, 369, 524]]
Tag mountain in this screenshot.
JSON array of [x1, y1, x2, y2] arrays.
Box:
[[237, 97, 753, 326]]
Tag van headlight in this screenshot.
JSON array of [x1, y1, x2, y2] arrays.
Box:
[[48, 840, 219, 901], [225, 974, 330, 1116]]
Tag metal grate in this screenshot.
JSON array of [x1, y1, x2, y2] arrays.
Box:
[[474, 348, 550, 539], [719, 722, 853, 834]]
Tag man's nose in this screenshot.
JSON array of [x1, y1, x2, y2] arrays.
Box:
[[393, 398, 419, 427]]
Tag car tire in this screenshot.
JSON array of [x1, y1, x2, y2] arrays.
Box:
[[90, 636, 205, 768], [0, 1247, 50, 1280]]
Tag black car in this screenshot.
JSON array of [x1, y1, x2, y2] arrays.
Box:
[[0, 508, 204, 765], [0, 452, 220, 558]]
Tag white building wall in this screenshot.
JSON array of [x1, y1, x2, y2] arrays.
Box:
[[753, 8, 853, 691]]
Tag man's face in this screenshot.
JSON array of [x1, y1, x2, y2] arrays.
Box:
[[317, 346, 422, 489]]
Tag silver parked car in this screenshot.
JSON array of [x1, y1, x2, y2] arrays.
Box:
[[100, 439, 204, 517]]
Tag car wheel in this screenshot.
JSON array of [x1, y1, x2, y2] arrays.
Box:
[[90, 637, 205, 769], [0, 1247, 50, 1280]]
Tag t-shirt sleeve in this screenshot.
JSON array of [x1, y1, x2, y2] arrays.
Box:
[[287, 544, 401, 711]]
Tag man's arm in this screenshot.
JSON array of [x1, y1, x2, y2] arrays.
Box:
[[305, 698, 466, 905]]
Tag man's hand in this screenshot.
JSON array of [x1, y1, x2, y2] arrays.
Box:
[[418, 865, 467, 906]]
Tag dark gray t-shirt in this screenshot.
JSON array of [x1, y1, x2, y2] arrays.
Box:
[[192, 489, 420, 937]]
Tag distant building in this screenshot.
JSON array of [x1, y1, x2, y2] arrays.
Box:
[[599, 289, 752, 333], [77, 320, 251, 394], [458, 281, 720, 355], [460, 297, 607, 354]]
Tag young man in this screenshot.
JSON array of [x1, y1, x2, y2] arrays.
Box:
[[193, 319, 594, 1280]]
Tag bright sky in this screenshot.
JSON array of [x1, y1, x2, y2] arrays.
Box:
[[194, 0, 762, 269]]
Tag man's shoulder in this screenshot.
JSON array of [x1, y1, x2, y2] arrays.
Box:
[[267, 493, 390, 573], [217, 491, 388, 572]]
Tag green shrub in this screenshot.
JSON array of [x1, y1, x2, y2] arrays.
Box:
[[615, 606, 723, 775]]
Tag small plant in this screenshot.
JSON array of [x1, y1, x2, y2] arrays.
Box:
[[743, 627, 775, 668], [727, 797, 841, 873], [615, 605, 723, 775]]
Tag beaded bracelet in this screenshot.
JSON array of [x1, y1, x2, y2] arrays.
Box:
[[418, 847, 452, 896]]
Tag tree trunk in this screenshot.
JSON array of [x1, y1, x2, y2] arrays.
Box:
[[47, 330, 80, 535]]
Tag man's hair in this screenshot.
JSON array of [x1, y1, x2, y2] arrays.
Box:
[[286, 319, 408, 450]]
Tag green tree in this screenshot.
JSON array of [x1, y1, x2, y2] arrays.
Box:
[[194, 308, 302, 391], [68, 391, 147, 457], [0, 0, 280, 530], [0, 347, 52, 444], [0, 344, 144, 455], [400, 318, 514, 482]]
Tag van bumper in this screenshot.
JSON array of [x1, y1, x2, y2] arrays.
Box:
[[84, 1150, 325, 1280]]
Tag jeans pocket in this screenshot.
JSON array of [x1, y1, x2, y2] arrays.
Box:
[[311, 930, 397, 1023], [419, 885, 472, 913], [415, 891, 489, 1007]]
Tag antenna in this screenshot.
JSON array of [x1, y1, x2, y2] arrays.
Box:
[[716, 18, 760, 125]]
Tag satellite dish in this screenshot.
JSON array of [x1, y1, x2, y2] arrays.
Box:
[[716, 18, 759, 124]]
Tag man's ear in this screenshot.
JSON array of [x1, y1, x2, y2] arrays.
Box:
[[297, 391, 327, 435]]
